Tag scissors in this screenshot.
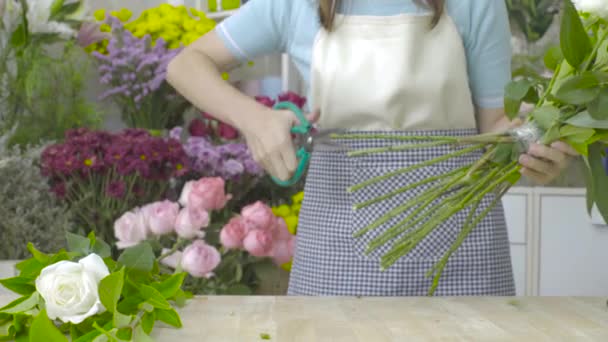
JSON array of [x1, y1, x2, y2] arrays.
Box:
[[271, 101, 347, 187]]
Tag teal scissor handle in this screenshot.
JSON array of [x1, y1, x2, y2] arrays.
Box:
[[271, 101, 311, 187]]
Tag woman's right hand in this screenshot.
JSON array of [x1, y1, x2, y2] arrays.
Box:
[[237, 109, 320, 182]]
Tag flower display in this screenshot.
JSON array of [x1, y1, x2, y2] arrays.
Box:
[[88, 4, 216, 54], [573, 0, 608, 18], [91, 15, 189, 129], [0, 232, 192, 341], [40, 128, 189, 245], [271, 192, 302, 271]]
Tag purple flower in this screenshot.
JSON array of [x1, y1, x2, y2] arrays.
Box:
[[222, 159, 245, 178], [106, 181, 126, 199]]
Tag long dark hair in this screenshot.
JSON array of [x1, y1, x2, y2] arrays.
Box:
[[318, 0, 445, 31]]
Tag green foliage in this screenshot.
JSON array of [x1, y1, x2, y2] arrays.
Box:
[[0, 42, 102, 148], [0, 138, 72, 259], [0, 232, 190, 341], [506, 0, 561, 43]]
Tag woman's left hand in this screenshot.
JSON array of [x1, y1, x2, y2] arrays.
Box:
[[518, 141, 579, 185]]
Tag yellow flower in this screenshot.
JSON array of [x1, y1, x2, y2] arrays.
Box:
[[292, 192, 304, 204], [281, 261, 292, 272], [94, 9, 106, 21], [222, 72, 230, 81], [148, 21, 161, 33], [291, 203, 301, 214], [284, 216, 298, 235], [168, 41, 182, 49], [273, 204, 291, 217]]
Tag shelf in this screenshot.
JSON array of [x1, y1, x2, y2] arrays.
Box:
[[206, 9, 238, 20]]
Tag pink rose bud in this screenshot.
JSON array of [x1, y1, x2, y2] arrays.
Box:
[[114, 209, 148, 249], [241, 201, 276, 231], [188, 118, 210, 137], [181, 240, 221, 278], [219, 217, 247, 249], [254, 95, 276, 107], [271, 235, 295, 266], [273, 217, 292, 241], [142, 200, 180, 236], [175, 207, 209, 239], [243, 229, 273, 257], [218, 122, 239, 140], [160, 248, 182, 269], [187, 177, 231, 211]]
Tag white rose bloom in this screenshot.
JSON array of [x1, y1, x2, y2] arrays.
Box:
[[573, 0, 608, 18], [35, 254, 110, 324], [26, 0, 76, 37]]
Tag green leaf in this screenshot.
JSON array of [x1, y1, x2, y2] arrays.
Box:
[[66, 232, 91, 255], [117, 243, 154, 272], [566, 111, 608, 129], [588, 88, 608, 120], [115, 327, 132, 341], [139, 302, 155, 313], [10, 23, 27, 48], [0, 277, 35, 296], [560, 0, 592, 68], [132, 325, 154, 342], [89, 233, 111, 259], [0, 319, 11, 338], [49, 0, 64, 16], [588, 143, 608, 223], [560, 125, 596, 143], [539, 124, 561, 145], [492, 143, 515, 164], [26, 244, 50, 264], [73, 329, 102, 342], [98, 268, 125, 313], [15, 259, 45, 279], [151, 273, 186, 299], [554, 72, 602, 105], [544, 45, 563, 71], [260, 333, 271, 340], [531, 105, 560, 130], [140, 285, 172, 310], [112, 311, 132, 329], [141, 312, 155, 335], [504, 79, 534, 119], [174, 289, 187, 308], [29, 310, 69, 342], [1, 293, 40, 314], [155, 308, 182, 328]]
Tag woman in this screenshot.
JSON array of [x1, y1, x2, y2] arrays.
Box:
[[167, 0, 577, 296]]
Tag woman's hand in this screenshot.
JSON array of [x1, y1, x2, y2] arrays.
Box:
[[518, 141, 579, 185], [237, 109, 320, 181]]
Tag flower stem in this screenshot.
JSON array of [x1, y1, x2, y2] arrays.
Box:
[[348, 144, 486, 193], [353, 169, 466, 238], [157, 238, 187, 262], [426, 183, 510, 296], [347, 141, 451, 157], [353, 165, 470, 210]]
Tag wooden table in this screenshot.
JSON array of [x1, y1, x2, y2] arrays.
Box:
[[2, 296, 608, 341]]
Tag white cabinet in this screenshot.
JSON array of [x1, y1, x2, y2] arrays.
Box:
[[502, 188, 533, 296], [537, 190, 608, 296]]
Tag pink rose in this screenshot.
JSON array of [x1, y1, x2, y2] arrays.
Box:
[[178, 181, 194, 207], [114, 209, 148, 249], [188, 118, 210, 137], [142, 200, 180, 236], [186, 177, 231, 211], [159, 248, 182, 269], [241, 201, 276, 231], [175, 207, 209, 239], [218, 122, 239, 140], [271, 235, 295, 266], [255, 95, 276, 107], [273, 217, 292, 241], [219, 217, 247, 249], [243, 229, 273, 257], [181, 240, 221, 278]]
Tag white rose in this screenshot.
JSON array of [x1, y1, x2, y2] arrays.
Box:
[[35, 254, 110, 324], [178, 181, 194, 207], [573, 0, 608, 18]]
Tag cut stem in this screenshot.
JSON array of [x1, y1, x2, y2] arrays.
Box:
[[347, 141, 452, 157], [348, 144, 486, 193]]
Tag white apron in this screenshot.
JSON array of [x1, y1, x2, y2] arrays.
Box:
[[288, 11, 515, 296]]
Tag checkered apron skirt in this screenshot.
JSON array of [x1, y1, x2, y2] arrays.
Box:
[[287, 129, 516, 296]]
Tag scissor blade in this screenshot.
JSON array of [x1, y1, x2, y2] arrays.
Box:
[[311, 129, 350, 152]]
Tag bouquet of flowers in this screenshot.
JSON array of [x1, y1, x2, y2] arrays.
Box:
[[0, 232, 191, 341], [115, 176, 295, 295], [90, 14, 189, 130], [271, 192, 303, 271], [40, 128, 189, 246], [334, 0, 608, 295]]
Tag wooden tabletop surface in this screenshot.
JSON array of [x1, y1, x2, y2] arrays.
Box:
[[2, 295, 608, 341]]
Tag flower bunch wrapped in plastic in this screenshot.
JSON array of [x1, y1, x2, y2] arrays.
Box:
[[334, 0, 608, 295], [87, 4, 216, 54], [92, 15, 189, 130], [40, 128, 190, 246]]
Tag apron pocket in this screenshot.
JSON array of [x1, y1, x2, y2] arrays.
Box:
[[348, 160, 464, 263]]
